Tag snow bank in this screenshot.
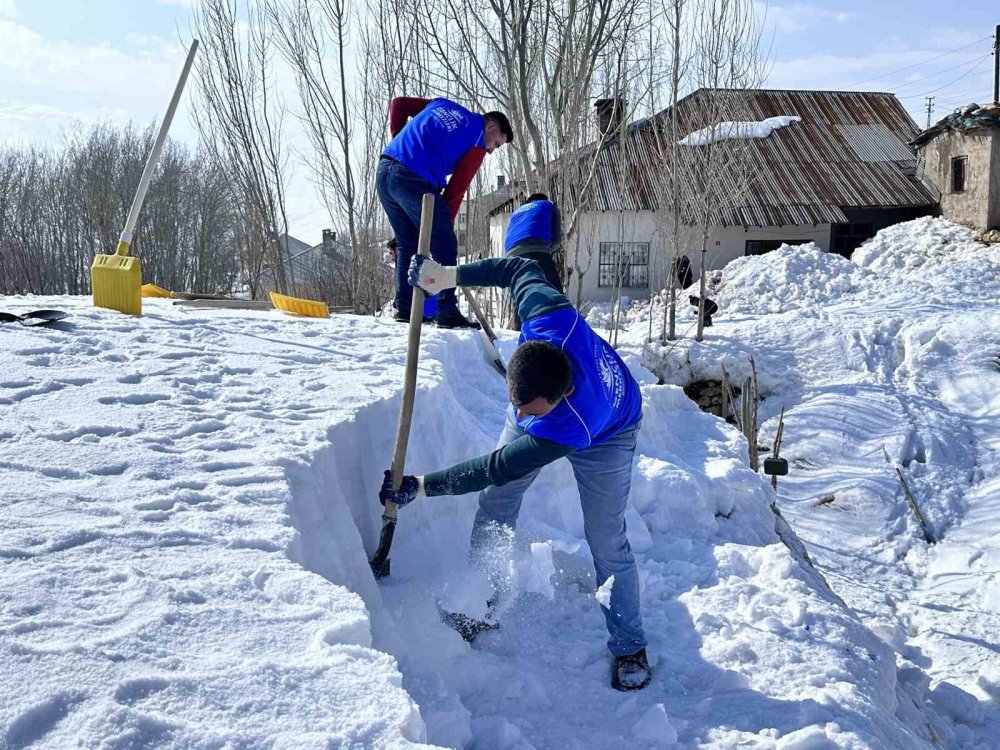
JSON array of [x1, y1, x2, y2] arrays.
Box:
[[679, 116, 801, 146], [0, 297, 437, 749], [853, 216, 1000, 299], [714, 242, 870, 314]]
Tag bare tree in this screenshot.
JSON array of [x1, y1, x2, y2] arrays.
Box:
[[651, 0, 692, 343], [192, 0, 292, 299], [0, 122, 242, 297], [677, 0, 766, 341], [267, 0, 393, 313]]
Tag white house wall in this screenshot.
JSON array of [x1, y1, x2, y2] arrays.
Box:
[[488, 210, 832, 306]]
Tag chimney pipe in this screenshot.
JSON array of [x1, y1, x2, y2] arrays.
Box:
[[595, 97, 626, 135]]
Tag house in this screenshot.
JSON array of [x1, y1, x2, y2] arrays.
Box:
[[911, 103, 1000, 232], [261, 230, 349, 301], [488, 88, 939, 304], [458, 176, 514, 260]]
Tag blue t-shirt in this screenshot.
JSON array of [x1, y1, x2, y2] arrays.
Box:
[[383, 99, 485, 189], [516, 307, 642, 449], [505, 200, 555, 252]]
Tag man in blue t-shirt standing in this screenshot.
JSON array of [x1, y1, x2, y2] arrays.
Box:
[[380, 253, 651, 692], [379, 97, 513, 328]]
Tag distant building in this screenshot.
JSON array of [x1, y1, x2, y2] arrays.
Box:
[[488, 88, 938, 304], [912, 103, 1000, 232]]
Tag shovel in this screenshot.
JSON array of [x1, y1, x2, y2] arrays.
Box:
[[91, 40, 198, 316], [370, 193, 435, 580], [460, 288, 506, 377], [0, 310, 68, 327]]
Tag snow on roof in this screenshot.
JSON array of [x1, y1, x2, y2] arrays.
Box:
[[677, 115, 801, 146]]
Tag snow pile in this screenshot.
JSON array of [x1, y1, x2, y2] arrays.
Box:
[[0, 292, 956, 748], [853, 216, 1000, 299], [678, 116, 801, 146], [621, 216, 1000, 747], [714, 242, 870, 314]]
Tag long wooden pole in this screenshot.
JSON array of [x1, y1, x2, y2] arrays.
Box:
[[370, 193, 434, 578]]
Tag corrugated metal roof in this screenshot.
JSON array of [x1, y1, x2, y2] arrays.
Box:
[[492, 89, 938, 227]]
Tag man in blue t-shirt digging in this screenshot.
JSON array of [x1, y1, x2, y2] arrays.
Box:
[[379, 254, 650, 692]]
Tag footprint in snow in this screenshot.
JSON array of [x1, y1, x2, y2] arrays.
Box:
[[0, 379, 35, 389], [197, 460, 254, 475], [113, 676, 174, 706], [38, 425, 136, 443], [97, 393, 171, 406], [87, 462, 129, 477], [4, 692, 84, 749], [14, 345, 62, 356]]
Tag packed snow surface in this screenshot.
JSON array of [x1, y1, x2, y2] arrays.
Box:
[[678, 116, 801, 146], [1, 217, 998, 749]]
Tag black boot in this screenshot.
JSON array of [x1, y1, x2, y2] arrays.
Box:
[[434, 308, 480, 330], [393, 309, 433, 324], [612, 648, 651, 691]]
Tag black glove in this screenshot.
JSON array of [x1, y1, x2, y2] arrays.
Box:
[[379, 469, 420, 506]]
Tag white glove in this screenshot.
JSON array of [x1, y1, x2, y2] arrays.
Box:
[[408, 255, 457, 296]]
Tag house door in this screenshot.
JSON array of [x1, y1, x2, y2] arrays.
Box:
[[831, 222, 873, 258]]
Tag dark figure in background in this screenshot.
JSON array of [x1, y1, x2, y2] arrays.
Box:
[[673, 254, 693, 290], [689, 295, 719, 327], [503, 193, 564, 330]]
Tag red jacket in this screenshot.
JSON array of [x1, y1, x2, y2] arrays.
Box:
[[388, 97, 485, 224]]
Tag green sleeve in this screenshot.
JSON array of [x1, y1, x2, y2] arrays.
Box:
[[423, 433, 574, 496], [457, 256, 571, 323]]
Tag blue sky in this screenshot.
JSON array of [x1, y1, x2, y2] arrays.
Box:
[[0, 0, 996, 237]]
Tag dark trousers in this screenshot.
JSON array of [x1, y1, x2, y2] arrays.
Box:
[[376, 158, 458, 313]]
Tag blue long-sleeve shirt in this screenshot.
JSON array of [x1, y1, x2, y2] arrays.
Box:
[[422, 257, 641, 497]]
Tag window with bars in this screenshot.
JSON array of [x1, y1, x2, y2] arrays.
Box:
[[598, 242, 650, 289]]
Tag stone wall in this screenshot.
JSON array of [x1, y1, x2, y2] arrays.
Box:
[[683, 379, 740, 420], [919, 129, 998, 230]]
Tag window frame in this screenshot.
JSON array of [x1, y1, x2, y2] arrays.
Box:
[[598, 242, 650, 289], [951, 155, 968, 193]]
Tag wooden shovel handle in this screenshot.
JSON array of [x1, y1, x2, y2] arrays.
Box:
[[460, 287, 498, 341], [385, 193, 435, 515]]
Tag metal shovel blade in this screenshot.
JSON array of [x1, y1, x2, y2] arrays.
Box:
[[0, 310, 67, 327], [21, 310, 68, 326]]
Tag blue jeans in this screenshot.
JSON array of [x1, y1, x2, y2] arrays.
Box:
[[470, 412, 646, 657], [376, 158, 458, 314]]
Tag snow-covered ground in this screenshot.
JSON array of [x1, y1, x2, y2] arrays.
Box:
[[0, 216, 996, 748], [628, 217, 1000, 748]]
